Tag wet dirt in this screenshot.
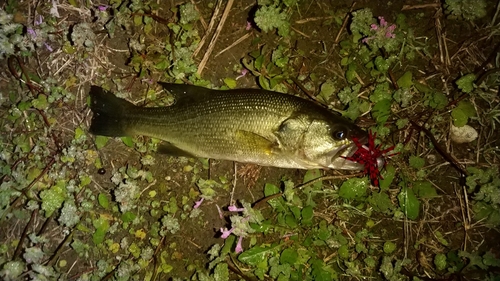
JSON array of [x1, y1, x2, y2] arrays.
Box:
[[2, 0, 500, 280]]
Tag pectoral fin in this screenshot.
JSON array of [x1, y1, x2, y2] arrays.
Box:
[[234, 130, 275, 155], [157, 142, 198, 158]]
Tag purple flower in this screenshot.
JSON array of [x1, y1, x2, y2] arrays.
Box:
[[378, 16, 387, 27], [216, 204, 224, 219], [236, 69, 248, 80], [228, 205, 245, 212], [44, 43, 53, 52], [193, 197, 204, 209], [385, 32, 395, 39], [362, 37, 374, 43], [362, 16, 397, 44], [246, 21, 252, 31], [98, 5, 109, 11], [141, 78, 154, 85], [220, 227, 234, 239], [235, 236, 244, 253], [27, 28, 36, 37], [385, 24, 396, 38], [35, 15, 43, 26]]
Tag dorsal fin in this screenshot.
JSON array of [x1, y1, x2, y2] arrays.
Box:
[[158, 82, 214, 106]]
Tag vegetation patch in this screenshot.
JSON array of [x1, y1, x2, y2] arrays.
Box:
[[0, 0, 499, 280]]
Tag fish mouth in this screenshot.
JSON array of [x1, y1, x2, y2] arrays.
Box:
[[337, 133, 386, 170], [328, 142, 364, 170]]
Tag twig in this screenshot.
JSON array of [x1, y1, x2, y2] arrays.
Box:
[[230, 162, 237, 205], [13, 209, 38, 259], [37, 213, 53, 237], [297, 172, 365, 190], [152, 236, 166, 281], [197, 0, 234, 75], [409, 120, 468, 178], [45, 229, 74, 266], [447, 67, 500, 108], [193, 0, 224, 58], [226, 258, 257, 281], [401, 3, 440, 10], [455, 184, 471, 252], [27, 157, 56, 192], [215, 32, 252, 58], [295, 16, 334, 24], [138, 179, 158, 197], [291, 26, 310, 38], [334, 2, 356, 44], [252, 193, 283, 210], [289, 77, 326, 107], [8, 56, 45, 95], [491, 0, 500, 26], [474, 40, 500, 81], [434, 8, 446, 67], [1, 157, 55, 222], [8, 56, 62, 152], [131, 12, 171, 25], [190, 0, 207, 29]]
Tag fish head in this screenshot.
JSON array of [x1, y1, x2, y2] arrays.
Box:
[[299, 118, 368, 170]]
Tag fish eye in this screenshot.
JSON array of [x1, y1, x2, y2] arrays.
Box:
[[333, 129, 347, 140]]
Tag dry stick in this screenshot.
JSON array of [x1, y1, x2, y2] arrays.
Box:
[[214, 32, 252, 58], [297, 172, 365, 190], [474, 40, 500, 82], [291, 26, 310, 38], [253, 193, 284, 210], [13, 209, 38, 259], [295, 16, 334, 24], [190, 0, 207, 29], [196, 0, 234, 76], [45, 230, 74, 266], [443, 31, 451, 66], [193, 0, 224, 58], [434, 8, 446, 66], [152, 236, 166, 281], [289, 77, 326, 107], [230, 162, 237, 206], [132, 12, 171, 25], [334, 1, 356, 44], [37, 213, 54, 238], [1, 157, 55, 222], [403, 196, 410, 260], [455, 184, 471, 253], [491, 0, 500, 26], [8, 56, 62, 152], [445, 41, 500, 107], [401, 3, 440, 10], [409, 120, 468, 178], [447, 67, 500, 108], [227, 263, 258, 281]]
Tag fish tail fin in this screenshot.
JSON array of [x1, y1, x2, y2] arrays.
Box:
[[89, 86, 135, 137]]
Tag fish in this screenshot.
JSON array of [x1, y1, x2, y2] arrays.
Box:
[[89, 83, 368, 170]]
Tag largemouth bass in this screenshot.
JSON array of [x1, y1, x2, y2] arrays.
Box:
[[89, 83, 368, 170]]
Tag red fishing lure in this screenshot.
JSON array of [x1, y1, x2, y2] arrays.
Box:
[[344, 130, 397, 186]]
